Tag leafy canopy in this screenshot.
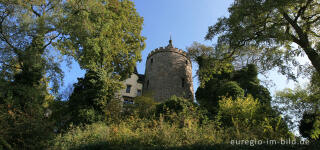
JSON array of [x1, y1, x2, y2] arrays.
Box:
[[206, 0, 320, 80], [58, 0, 145, 79]]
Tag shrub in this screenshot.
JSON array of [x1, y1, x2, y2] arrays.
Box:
[[155, 96, 208, 126], [51, 118, 221, 150], [129, 95, 157, 118], [50, 118, 318, 150], [217, 81, 244, 99], [217, 95, 293, 140]]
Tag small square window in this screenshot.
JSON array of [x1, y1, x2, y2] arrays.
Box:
[[126, 85, 131, 93], [137, 89, 142, 96]]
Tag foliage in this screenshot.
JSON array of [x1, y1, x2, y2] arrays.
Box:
[[0, 104, 54, 149], [218, 95, 260, 127], [275, 71, 320, 133], [49, 115, 318, 150], [217, 96, 292, 140], [206, 0, 320, 79], [0, 0, 145, 149], [187, 42, 234, 86], [196, 63, 272, 115], [51, 119, 218, 150], [299, 112, 320, 141], [123, 95, 158, 118], [155, 96, 208, 126], [217, 81, 244, 99], [0, 0, 64, 93], [67, 70, 122, 125], [58, 0, 145, 78], [60, 0, 146, 126], [49, 99, 70, 133]]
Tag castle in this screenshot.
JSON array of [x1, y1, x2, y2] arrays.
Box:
[[118, 38, 194, 103]]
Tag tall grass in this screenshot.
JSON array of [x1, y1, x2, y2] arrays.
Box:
[[50, 96, 319, 150], [51, 116, 224, 150]]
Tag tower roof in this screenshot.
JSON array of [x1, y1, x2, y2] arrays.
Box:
[[168, 35, 173, 48]]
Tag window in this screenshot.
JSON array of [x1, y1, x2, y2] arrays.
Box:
[[123, 99, 134, 104], [186, 60, 188, 65], [147, 80, 149, 88], [126, 85, 131, 93], [151, 58, 153, 64], [181, 78, 185, 87], [137, 89, 142, 96]]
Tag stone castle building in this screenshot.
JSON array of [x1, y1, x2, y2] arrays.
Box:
[[119, 38, 194, 103]]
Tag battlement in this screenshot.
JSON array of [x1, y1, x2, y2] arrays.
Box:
[[147, 46, 189, 59]]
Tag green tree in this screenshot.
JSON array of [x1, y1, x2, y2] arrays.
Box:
[[61, 0, 145, 125], [0, 0, 145, 147], [299, 112, 320, 141], [0, 1, 64, 149], [187, 42, 234, 86], [194, 63, 272, 115], [206, 0, 320, 79], [67, 70, 122, 125], [58, 0, 145, 76], [275, 71, 320, 139]]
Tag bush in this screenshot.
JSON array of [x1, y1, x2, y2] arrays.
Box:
[[217, 95, 293, 140], [50, 118, 319, 150], [155, 96, 208, 126], [217, 81, 244, 99], [0, 104, 54, 149], [124, 95, 157, 118], [51, 118, 221, 150]]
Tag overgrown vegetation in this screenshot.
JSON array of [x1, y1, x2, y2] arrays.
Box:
[[0, 0, 319, 149]]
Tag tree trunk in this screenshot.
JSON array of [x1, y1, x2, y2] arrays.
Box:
[[304, 47, 320, 74]]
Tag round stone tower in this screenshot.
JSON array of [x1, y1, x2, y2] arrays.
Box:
[[143, 38, 194, 102]]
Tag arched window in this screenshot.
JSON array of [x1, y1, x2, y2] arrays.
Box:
[[151, 58, 153, 64]]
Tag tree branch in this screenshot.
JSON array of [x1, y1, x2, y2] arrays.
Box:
[[294, 0, 312, 22], [309, 15, 320, 24], [30, 5, 41, 17], [42, 33, 60, 50]]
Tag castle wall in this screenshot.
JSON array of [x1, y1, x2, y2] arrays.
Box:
[[116, 73, 143, 103], [143, 46, 194, 102]]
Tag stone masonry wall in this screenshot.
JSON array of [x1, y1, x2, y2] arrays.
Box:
[[143, 46, 194, 102]]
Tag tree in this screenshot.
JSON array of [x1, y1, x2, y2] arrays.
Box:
[[275, 71, 320, 139], [187, 42, 234, 86], [206, 0, 320, 79], [61, 0, 145, 125], [0, 1, 64, 149], [0, 0, 145, 147], [58, 0, 145, 77], [299, 112, 320, 141], [195, 63, 272, 115], [0, 0, 64, 96], [67, 70, 122, 125]]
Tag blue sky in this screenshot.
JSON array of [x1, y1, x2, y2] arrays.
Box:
[[133, 0, 234, 95], [61, 0, 309, 98]]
